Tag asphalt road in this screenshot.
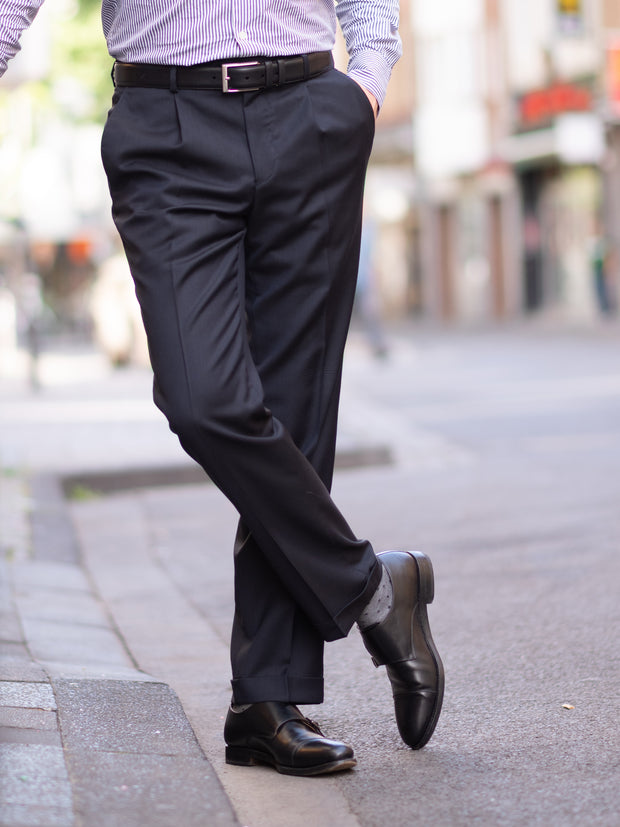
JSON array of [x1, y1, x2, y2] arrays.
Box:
[[1, 321, 619, 826]]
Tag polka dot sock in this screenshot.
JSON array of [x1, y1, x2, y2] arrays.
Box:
[[357, 562, 393, 631]]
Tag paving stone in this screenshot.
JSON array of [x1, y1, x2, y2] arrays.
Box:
[[64, 750, 238, 827], [29, 473, 79, 565], [0, 643, 29, 659], [54, 679, 204, 755], [0, 563, 23, 645], [0, 708, 58, 731], [41, 662, 157, 683], [0, 682, 56, 710], [11, 562, 90, 593], [0, 803, 74, 827], [0, 726, 62, 746], [0, 565, 15, 609], [0, 477, 31, 565], [0, 610, 23, 643], [0, 659, 48, 683], [15, 590, 109, 627], [0, 744, 72, 810], [21, 619, 132, 669]]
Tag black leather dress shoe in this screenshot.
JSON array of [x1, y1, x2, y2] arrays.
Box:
[[224, 701, 356, 776], [361, 551, 444, 749]]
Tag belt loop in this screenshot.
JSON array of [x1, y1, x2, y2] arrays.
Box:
[[277, 58, 288, 85], [169, 66, 178, 93], [302, 54, 310, 80], [265, 59, 276, 87]]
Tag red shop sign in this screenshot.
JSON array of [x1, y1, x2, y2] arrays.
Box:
[[606, 37, 620, 118], [518, 82, 593, 129]]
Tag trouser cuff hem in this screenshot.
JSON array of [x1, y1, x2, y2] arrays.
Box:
[[231, 675, 324, 705], [332, 556, 383, 638]]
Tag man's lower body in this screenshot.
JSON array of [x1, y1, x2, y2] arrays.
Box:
[[101, 58, 443, 774]]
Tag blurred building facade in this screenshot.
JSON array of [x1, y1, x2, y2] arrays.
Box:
[[367, 0, 620, 322], [0, 0, 115, 356], [2, 0, 620, 345]]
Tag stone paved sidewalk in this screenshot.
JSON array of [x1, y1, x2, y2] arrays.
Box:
[[0, 472, 239, 827]]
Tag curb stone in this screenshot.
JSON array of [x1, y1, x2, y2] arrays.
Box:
[[0, 473, 240, 827]]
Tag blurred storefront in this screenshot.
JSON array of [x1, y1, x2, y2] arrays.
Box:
[[503, 79, 604, 317], [502, 0, 609, 320], [407, 0, 620, 323], [408, 0, 519, 322]]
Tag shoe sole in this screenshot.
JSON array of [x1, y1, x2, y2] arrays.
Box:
[[406, 551, 444, 749], [225, 746, 357, 776]]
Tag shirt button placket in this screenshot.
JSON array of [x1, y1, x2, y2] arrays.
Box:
[[235, 17, 250, 52]]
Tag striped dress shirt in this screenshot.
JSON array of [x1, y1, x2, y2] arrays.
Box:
[[0, 0, 401, 106]]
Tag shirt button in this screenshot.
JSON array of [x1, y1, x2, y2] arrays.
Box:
[[238, 30, 248, 40]]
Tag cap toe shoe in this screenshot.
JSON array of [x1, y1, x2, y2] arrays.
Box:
[[224, 701, 356, 776], [361, 550, 444, 749]]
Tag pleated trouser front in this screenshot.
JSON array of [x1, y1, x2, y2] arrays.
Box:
[[101, 67, 382, 703]]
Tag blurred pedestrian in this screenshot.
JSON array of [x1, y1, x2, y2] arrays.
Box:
[[90, 247, 149, 367], [1, 0, 444, 775], [589, 226, 616, 315], [18, 270, 44, 390], [356, 211, 389, 358]]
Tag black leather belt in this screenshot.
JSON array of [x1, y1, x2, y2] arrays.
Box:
[[112, 51, 333, 93]]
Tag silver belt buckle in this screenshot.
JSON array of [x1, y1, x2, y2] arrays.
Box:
[[221, 61, 262, 93]]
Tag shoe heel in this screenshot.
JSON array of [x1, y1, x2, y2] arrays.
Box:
[[410, 551, 434, 604], [225, 746, 255, 767]]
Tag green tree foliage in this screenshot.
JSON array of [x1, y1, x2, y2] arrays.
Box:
[[0, 0, 114, 128], [49, 0, 114, 123]]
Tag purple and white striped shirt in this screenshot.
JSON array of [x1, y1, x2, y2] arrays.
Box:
[[0, 0, 401, 105]]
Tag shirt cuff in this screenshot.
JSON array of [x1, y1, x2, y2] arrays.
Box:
[[347, 48, 393, 110]]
